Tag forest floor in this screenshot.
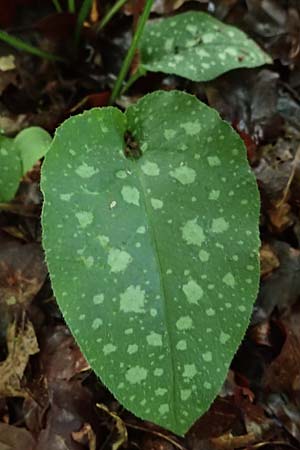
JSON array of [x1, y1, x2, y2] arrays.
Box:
[[1, 1, 300, 449]]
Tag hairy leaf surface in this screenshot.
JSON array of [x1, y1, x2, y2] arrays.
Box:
[[41, 91, 260, 435], [139, 12, 271, 81]]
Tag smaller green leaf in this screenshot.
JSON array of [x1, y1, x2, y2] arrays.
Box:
[[0, 126, 52, 203], [0, 135, 22, 202], [139, 11, 272, 82], [15, 127, 52, 175]]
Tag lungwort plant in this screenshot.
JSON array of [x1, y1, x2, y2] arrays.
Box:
[[41, 90, 260, 435], [1, 6, 270, 436]]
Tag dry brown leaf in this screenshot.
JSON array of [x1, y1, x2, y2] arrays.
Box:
[[72, 423, 96, 450], [97, 403, 128, 450], [0, 320, 39, 398], [260, 243, 280, 277], [210, 431, 256, 450]]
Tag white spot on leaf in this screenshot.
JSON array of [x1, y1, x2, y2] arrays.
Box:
[[176, 316, 193, 330], [121, 185, 140, 206], [141, 161, 160, 176], [125, 366, 148, 384], [108, 248, 132, 273], [170, 165, 196, 185], [75, 211, 94, 229], [182, 218, 205, 247], [120, 285, 145, 313], [182, 279, 203, 304]]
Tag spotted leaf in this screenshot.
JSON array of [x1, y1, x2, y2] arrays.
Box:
[[139, 11, 272, 81], [41, 91, 260, 435]]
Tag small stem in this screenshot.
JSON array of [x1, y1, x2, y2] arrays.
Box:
[[0, 30, 64, 62], [68, 0, 75, 13], [121, 67, 145, 95], [52, 0, 63, 12], [75, 0, 93, 44], [97, 0, 127, 31], [109, 0, 153, 105]]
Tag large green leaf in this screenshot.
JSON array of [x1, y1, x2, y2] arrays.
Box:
[[139, 11, 272, 81], [41, 91, 260, 435]]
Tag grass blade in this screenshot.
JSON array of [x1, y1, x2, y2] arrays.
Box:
[[75, 0, 93, 43], [97, 0, 127, 31], [0, 30, 64, 62], [52, 0, 63, 12]]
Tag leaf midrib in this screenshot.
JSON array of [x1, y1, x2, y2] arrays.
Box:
[[135, 160, 178, 429]]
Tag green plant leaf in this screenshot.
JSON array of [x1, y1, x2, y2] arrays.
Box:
[[15, 126, 52, 175], [139, 11, 272, 81], [0, 126, 52, 203], [41, 91, 260, 435], [0, 135, 21, 202]]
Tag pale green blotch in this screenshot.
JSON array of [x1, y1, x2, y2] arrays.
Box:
[[151, 198, 163, 210], [182, 279, 203, 304], [181, 389, 192, 401], [180, 121, 201, 135], [176, 316, 193, 330], [155, 388, 167, 396], [82, 256, 94, 268], [137, 226, 146, 234], [158, 404, 169, 415], [103, 343, 117, 355], [164, 129, 176, 140], [75, 163, 98, 178], [206, 308, 215, 316], [220, 331, 230, 344], [75, 211, 94, 229], [207, 156, 221, 167], [211, 217, 229, 233], [60, 193, 73, 201], [108, 248, 132, 273], [176, 339, 187, 351], [93, 294, 104, 305], [141, 161, 160, 176], [97, 235, 110, 247], [116, 170, 127, 179], [164, 38, 173, 51], [209, 190, 220, 201], [92, 318, 103, 330], [223, 272, 235, 288], [121, 185, 140, 206], [182, 218, 205, 247], [120, 285, 145, 313], [146, 332, 163, 346], [125, 366, 148, 384], [186, 24, 197, 34], [127, 344, 138, 354], [170, 165, 196, 185], [202, 351, 212, 362], [199, 250, 210, 262], [202, 32, 215, 44], [154, 368, 164, 376], [183, 364, 197, 379], [204, 381, 212, 390]]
